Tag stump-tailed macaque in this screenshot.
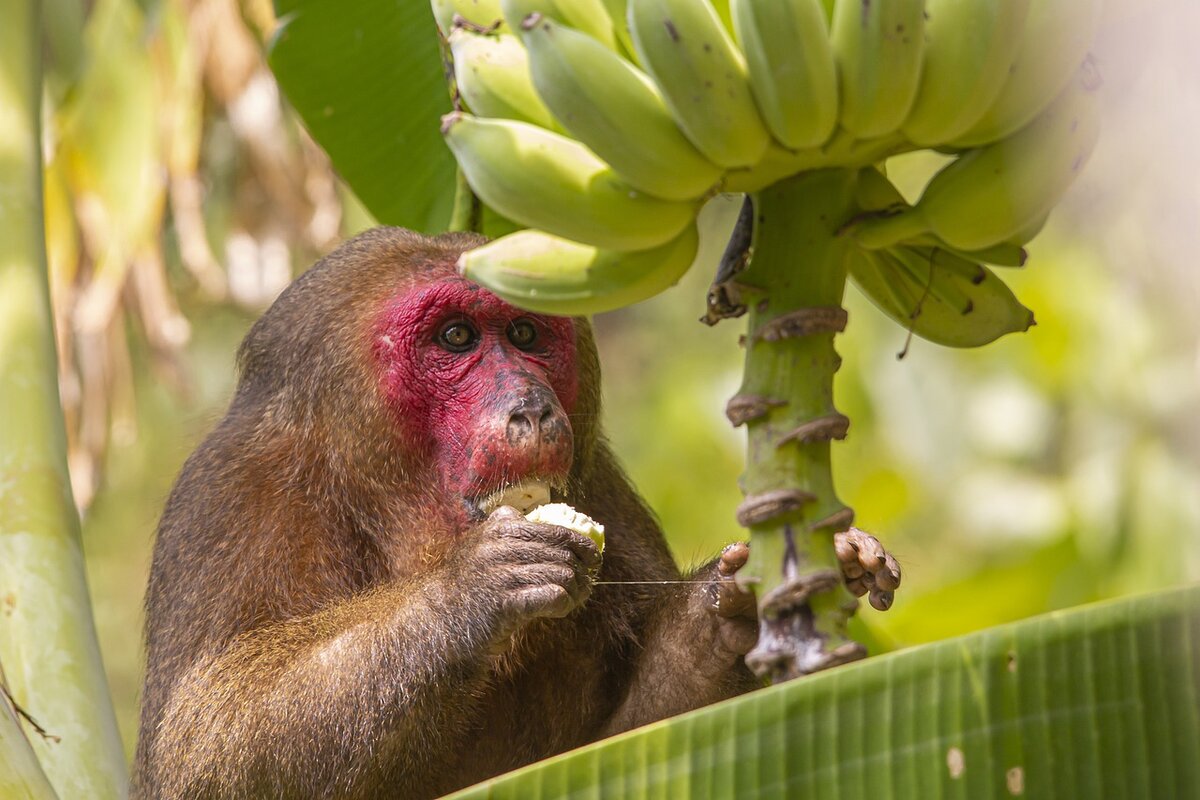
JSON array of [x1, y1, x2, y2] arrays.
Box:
[[134, 227, 897, 799]]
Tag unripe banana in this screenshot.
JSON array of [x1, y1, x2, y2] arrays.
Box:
[[830, 0, 926, 139], [458, 224, 699, 315], [848, 248, 1034, 348], [442, 113, 696, 251], [731, 0, 838, 150], [449, 29, 558, 130], [902, 0, 1031, 146], [432, 0, 506, 34], [628, 0, 770, 168], [854, 168, 1027, 267], [501, 0, 617, 50], [951, 0, 1102, 147], [518, 16, 721, 201], [851, 64, 1102, 252], [598, 0, 640, 62]]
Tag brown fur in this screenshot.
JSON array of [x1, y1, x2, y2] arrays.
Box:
[[133, 227, 757, 799]]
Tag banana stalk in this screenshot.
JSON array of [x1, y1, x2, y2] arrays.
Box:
[[0, 0, 128, 795], [731, 169, 863, 680]]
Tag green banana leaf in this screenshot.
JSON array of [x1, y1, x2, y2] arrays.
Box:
[[451, 585, 1200, 799], [268, 0, 454, 232]]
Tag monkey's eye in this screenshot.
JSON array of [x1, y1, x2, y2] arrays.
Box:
[[437, 321, 478, 352], [507, 319, 538, 350]]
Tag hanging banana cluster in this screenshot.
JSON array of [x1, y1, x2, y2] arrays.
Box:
[[435, 0, 1102, 339]]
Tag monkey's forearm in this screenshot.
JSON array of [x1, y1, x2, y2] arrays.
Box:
[[600, 578, 758, 735], [144, 580, 497, 799]]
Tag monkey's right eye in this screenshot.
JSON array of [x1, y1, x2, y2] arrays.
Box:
[[437, 322, 478, 352]]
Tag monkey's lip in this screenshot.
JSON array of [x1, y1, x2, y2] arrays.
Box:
[[476, 480, 553, 516]]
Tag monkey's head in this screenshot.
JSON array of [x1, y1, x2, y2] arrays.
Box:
[[234, 227, 600, 528]]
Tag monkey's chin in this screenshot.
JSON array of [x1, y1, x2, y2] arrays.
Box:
[[474, 479, 553, 518]]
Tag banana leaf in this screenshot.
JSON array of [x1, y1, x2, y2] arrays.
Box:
[[451, 585, 1200, 799], [268, 0, 454, 232]]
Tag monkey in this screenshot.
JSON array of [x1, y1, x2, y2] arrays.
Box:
[[133, 227, 899, 799]]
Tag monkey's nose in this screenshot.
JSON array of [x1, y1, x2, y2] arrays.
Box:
[[506, 403, 555, 446]]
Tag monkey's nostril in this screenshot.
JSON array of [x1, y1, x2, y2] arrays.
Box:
[[507, 412, 535, 444], [538, 406, 554, 427]]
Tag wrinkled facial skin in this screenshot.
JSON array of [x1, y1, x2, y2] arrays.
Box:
[[373, 278, 579, 517]]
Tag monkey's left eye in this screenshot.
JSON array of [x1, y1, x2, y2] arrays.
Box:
[[437, 322, 478, 352], [507, 319, 538, 350]]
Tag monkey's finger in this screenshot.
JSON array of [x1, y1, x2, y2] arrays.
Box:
[[512, 584, 575, 619], [869, 589, 894, 612], [501, 523, 602, 570], [874, 553, 902, 591], [489, 505, 526, 522], [718, 542, 750, 576], [845, 576, 868, 598], [714, 578, 756, 620]]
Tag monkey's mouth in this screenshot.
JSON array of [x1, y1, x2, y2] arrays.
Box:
[[472, 479, 559, 518]]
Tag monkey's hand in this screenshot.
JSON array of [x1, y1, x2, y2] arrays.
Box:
[[835, 527, 903, 612], [466, 505, 602, 648], [707, 530, 902, 650], [704, 542, 759, 657]]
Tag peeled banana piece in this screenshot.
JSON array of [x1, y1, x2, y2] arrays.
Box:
[[442, 113, 696, 251], [526, 503, 606, 553], [518, 16, 721, 201], [458, 224, 699, 316], [847, 247, 1034, 348]]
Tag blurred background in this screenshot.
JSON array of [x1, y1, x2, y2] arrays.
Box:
[[38, 0, 1199, 757]]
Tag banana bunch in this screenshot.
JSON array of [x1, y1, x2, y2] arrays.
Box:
[[433, 0, 1102, 322]]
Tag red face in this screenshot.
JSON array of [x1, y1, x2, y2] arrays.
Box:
[[373, 278, 579, 519]]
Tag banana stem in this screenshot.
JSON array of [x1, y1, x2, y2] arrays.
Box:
[[731, 169, 864, 682], [0, 0, 128, 794]]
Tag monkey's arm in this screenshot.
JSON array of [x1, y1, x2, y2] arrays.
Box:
[[145, 577, 494, 799], [598, 548, 760, 735], [141, 510, 600, 800]]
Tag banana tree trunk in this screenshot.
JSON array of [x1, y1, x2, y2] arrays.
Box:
[[0, 672, 57, 800], [730, 169, 863, 681], [0, 0, 129, 796]]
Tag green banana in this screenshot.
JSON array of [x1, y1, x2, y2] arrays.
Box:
[[598, 0, 640, 62], [848, 248, 1034, 348], [432, 0, 506, 34], [830, 0, 926, 139], [852, 167, 1026, 266], [951, 0, 1102, 147], [458, 224, 699, 315], [501, 0, 617, 49], [851, 64, 1102, 252], [731, 0, 838, 150], [518, 16, 721, 201], [902, 0, 1031, 146], [441, 113, 696, 251], [628, 0, 770, 168], [449, 29, 558, 130], [908, 235, 1027, 268]]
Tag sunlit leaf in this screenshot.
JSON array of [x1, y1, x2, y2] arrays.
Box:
[[268, 0, 454, 232], [451, 586, 1200, 798]]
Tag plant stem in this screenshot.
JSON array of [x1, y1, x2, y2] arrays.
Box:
[[731, 169, 863, 681], [0, 0, 128, 795]]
